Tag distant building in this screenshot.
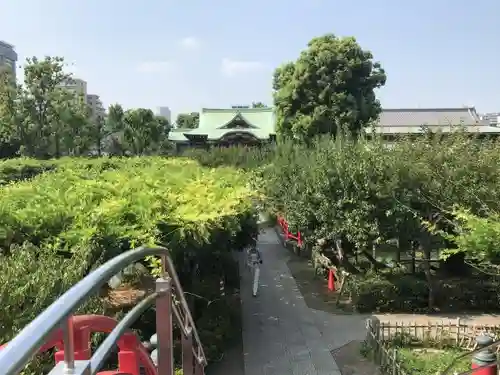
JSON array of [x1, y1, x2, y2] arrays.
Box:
[[156, 106, 172, 123], [0, 40, 18, 79], [168, 107, 276, 152], [372, 107, 500, 136], [86, 94, 105, 120], [59, 77, 88, 97], [479, 112, 500, 127]]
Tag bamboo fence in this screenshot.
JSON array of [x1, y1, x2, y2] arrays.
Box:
[[365, 318, 500, 375]]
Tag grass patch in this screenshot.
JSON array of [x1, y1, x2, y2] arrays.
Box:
[[397, 347, 470, 375]]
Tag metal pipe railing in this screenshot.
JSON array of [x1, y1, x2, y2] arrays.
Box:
[[0, 246, 207, 375]]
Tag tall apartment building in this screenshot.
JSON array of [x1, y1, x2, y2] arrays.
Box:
[[156, 106, 172, 123], [0, 40, 18, 79], [59, 77, 88, 97], [480, 112, 500, 127], [86, 94, 105, 120]]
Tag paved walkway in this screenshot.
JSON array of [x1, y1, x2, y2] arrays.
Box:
[[238, 228, 367, 375]]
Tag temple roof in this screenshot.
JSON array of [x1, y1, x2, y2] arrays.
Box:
[[371, 107, 500, 134], [197, 107, 275, 132], [169, 107, 276, 142]]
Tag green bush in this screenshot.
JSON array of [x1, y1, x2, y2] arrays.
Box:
[[0, 156, 258, 372], [347, 270, 500, 313], [0, 158, 58, 185], [262, 133, 500, 311], [347, 271, 429, 312]]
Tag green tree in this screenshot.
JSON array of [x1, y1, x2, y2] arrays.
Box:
[[251, 102, 267, 108], [0, 56, 92, 158], [106, 103, 126, 155], [88, 115, 108, 157], [53, 90, 91, 157], [273, 34, 386, 141], [123, 108, 165, 155], [105, 105, 169, 155], [0, 69, 22, 157], [175, 112, 199, 129]]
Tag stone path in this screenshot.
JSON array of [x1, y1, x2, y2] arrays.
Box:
[[238, 228, 367, 375]]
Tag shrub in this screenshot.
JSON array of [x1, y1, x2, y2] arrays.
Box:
[[347, 271, 429, 312], [262, 133, 500, 310], [0, 156, 258, 370]]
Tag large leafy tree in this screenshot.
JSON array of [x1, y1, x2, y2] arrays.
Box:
[[273, 34, 386, 141], [0, 56, 92, 158], [175, 112, 199, 129], [0, 69, 22, 157], [105, 105, 169, 155]]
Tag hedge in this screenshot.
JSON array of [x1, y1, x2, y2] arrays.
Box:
[[346, 270, 500, 313], [0, 156, 258, 373]]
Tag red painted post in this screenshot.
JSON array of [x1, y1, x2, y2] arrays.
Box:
[[328, 269, 336, 292], [117, 334, 141, 375], [472, 335, 497, 375], [297, 231, 302, 247]]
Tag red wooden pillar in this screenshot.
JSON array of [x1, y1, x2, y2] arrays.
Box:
[[117, 334, 140, 375]]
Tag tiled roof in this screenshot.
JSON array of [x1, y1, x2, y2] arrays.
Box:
[[197, 107, 275, 133], [168, 107, 276, 142], [378, 107, 480, 127], [372, 107, 500, 134]]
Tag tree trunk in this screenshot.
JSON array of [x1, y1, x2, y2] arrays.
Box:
[[422, 245, 435, 310]]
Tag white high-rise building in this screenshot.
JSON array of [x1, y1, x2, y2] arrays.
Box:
[[86, 94, 105, 120], [59, 77, 88, 98], [156, 106, 172, 123]]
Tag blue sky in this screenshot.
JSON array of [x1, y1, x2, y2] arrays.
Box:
[[1, 0, 499, 119]]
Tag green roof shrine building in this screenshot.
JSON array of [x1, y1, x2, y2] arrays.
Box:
[[168, 107, 276, 151]]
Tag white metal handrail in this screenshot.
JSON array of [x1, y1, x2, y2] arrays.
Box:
[[0, 246, 206, 375]]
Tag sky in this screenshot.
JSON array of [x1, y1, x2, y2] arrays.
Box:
[[1, 0, 499, 119]]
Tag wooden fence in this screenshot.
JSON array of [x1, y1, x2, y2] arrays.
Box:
[[365, 319, 500, 375]]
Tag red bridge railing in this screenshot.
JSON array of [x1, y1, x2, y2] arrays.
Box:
[[277, 215, 303, 247], [0, 246, 206, 375]]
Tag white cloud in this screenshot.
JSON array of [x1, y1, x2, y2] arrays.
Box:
[[221, 58, 266, 77], [136, 61, 174, 73], [179, 37, 200, 51]]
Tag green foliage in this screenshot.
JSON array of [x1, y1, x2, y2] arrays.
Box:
[[106, 105, 171, 156], [0, 57, 173, 158], [363, 332, 470, 375], [396, 347, 469, 375], [182, 146, 274, 170], [346, 271, 429, 313], [0, 156, 258, 367], [175, 112, 199, 129], [0, 158, 58, 184], [261, 132, 500, 311], [436, 209, 500, 265], [273, 34, 386, 141]]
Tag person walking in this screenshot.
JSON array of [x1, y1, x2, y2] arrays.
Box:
[[246, 244, 263, 297]]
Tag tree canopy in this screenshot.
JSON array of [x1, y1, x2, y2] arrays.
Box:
[[273, 34, 386, 141], [175, 112, 199, 129], [0, 56, 171, 158]]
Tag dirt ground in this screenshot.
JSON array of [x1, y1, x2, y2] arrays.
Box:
[[331, 341, 379, 375], [287, 255, 354, 314], [287, 252, 500, 375]]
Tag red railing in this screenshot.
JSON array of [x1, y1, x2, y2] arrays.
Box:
[[277, 215, 303, 247], [1, 315, 157, 375], [0, 246, 206, 375]]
